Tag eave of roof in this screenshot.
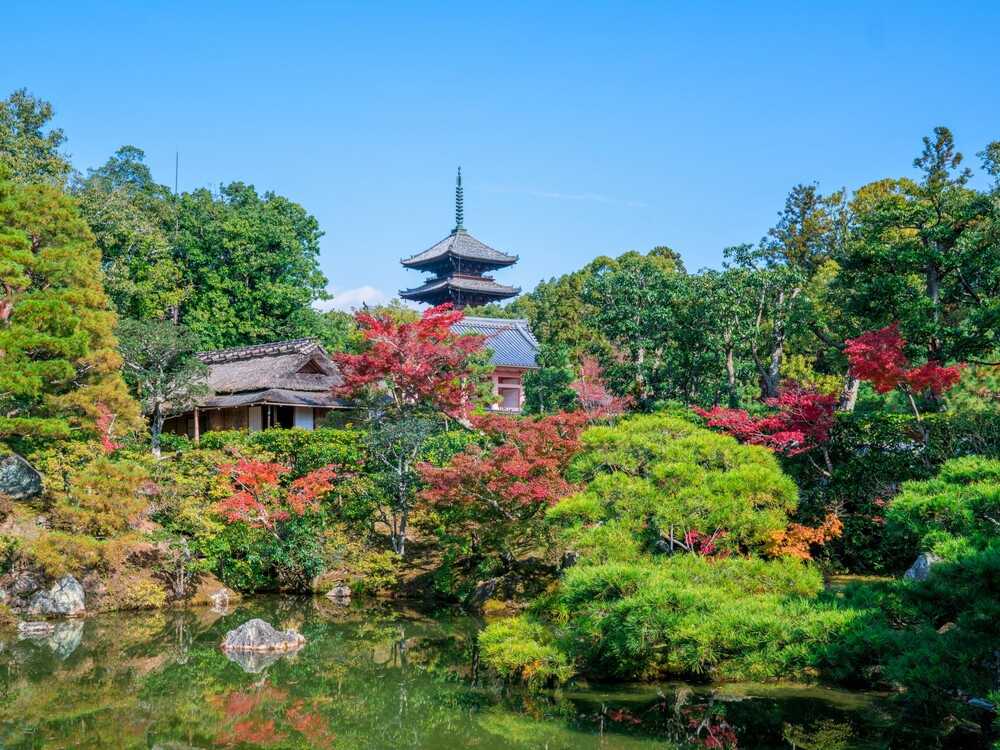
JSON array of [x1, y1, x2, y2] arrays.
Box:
[[400, 275, 520, 299], [198, 338, 325, 364], [401, 229, 517, 268], [199, 389, 350, 410]]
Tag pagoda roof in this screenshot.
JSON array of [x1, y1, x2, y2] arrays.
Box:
[[401, 229, 518, 269], [400, 274, 520, 301]]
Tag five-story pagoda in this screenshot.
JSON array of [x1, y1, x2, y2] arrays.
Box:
[[400, 169, 520, 308]]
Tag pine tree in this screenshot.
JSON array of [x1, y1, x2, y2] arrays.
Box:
[[0, 170, 139, 441]]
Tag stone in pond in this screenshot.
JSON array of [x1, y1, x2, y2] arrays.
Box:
[[0, 453, 43, 500], [27, 575, 86, 617], [210, 588, 231, 613], [220, 618, 305, 652]]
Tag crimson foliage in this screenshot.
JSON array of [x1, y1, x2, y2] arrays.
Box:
[[333, 303, 485, 418], [844, 323, 963, 396], [694, 385, 837, 456]]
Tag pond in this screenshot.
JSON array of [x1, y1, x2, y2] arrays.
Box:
[[0, 596, 974, 749]]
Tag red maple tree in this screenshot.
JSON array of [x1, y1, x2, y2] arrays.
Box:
[[694, 384, 837, 458], [333, 303, 486, 418], [844, 323, 963, 396], [570, 356, 631, 418], [421, 411, 587, 512], [418, 411, 588, 561], [215, 458, 338, 534]]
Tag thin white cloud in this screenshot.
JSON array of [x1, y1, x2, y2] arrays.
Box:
[[314, 285, 390, 312]]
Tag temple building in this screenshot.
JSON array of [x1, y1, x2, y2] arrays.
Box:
[[401, 169, 539, 411], [166, 170, 539, 440], [399, 169, 521, 308], [162, 339, 351, 439]]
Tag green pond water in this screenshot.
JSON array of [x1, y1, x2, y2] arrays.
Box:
[[0, 596, 975, 749]]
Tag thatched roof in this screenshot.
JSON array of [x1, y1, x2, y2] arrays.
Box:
[[194, 339, 348, 409]]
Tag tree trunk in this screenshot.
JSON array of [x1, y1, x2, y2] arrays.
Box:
[[726, 342, 740, 409], [837, 375, 860, 413], [151, 402, 165, 459]]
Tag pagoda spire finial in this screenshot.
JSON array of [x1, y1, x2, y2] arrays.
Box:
[[454, 166, 464, 232]]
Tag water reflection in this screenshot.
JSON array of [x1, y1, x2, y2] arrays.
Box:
[[0, 597, 971, 749]]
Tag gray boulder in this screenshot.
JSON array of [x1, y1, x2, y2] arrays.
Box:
[[9, 570, 43, 598], [220, 618, 305, 653], [27, 576, 86, 617], [904, 552, 941, 582], [0, 453, 43, 500]]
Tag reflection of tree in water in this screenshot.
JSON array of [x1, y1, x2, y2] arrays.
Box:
[[0, 598, 903, 750]]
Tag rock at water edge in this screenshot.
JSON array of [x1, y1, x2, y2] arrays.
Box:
[[210, 588, 231, 613], [220, 618, 305, 652], [27, 576, 86, 617]]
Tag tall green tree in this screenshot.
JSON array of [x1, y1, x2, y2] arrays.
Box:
[[0, 169, 138, 441], [0, 89, 72, 185], [836, 128, 999, 370], [727, 183, 847, 400], [582, 250, 679, 407], [74, 146, 187, 321], [173, 182, 330, 349], [510, 255, 615, 358], [117, 318, 207, 457], [522, 342, 578, 414]]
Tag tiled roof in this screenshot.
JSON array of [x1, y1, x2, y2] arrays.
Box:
[[401, 229, 517, 268], [400, 275, 520, 299], [452, 316, 539, 369]]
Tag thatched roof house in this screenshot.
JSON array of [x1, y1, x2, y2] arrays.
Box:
[[163, 339, 351, 439]]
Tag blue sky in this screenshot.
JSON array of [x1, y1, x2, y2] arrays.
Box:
[[4, 1, 999, 310]]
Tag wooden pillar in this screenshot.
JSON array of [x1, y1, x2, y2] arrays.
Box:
[[193, 407, 200, 445]]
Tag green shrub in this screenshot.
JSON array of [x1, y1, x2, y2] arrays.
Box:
[[820, 545, 1000, 722], [789, 411, 1000, 572], [482, 414, 849, 685], [548, 556, 847, 681], [478, 617, 575, 688], [107, 573, 168, 610], [552, 414, 798, 558], [885, 455, 1000, 560], [21, 531, 106, 578], [350, 550, 402, 595]]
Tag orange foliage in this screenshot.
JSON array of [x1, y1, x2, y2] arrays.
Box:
[[766, 513, 843, 560]]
